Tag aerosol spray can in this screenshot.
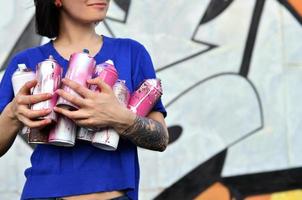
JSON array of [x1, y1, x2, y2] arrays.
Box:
[[48, 115, 77, 147], [28, 127, 50, 144], [92, 80, 130, 151], [77, 60, 119, 140], [12, 64, 36, 95], [56, 49, 96, 110], [31, 55, 63, 122], [28, 56, 63, 144], [76, 127, 94, 142], [11, 64, 36, 135], [90, 60, 118, 90], [128, 79, 163, 117]]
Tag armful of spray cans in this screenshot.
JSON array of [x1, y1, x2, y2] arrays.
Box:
[[11, 49, 163, 151]]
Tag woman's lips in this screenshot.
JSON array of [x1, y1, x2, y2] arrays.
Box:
[[88, 3, 107, 9]]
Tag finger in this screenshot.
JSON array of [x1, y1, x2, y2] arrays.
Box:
[[17, 93, 52, 105], [20, 116, 52, 129], [53, 106, 88, 120], [87, 77, 112, 94], [18, 80, 37, 95], [20, 107, 52, 119], [62, 78, 93, 98], [56, 89, 86, 107], [72, 119, 88, 127], [74, 118, 104, 129]]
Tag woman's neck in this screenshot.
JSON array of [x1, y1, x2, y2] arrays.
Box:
[[55, 12, 100, 46], [53, 12, 103, 58]]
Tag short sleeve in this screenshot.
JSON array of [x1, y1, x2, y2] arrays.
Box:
[[0, 57, 18, 113], [132, 43, 167, 118]]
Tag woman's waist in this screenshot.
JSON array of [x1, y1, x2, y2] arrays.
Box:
[[29, 191, 129, 200], [60, 191, 127, 200]]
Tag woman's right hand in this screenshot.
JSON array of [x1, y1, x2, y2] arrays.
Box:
[[10, 80, 53, 129]]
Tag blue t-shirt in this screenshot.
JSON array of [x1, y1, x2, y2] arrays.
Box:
[[0, 35, 167, 200]]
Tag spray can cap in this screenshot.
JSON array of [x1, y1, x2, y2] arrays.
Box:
[[105, 60, 114, 65], [17, 64, 27, 71], [48, 55, 55, 60], [117, 79, 126, 84], [83, 49, 90, 54]]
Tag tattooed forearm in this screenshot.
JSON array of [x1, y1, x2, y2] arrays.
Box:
[[120, 116, 169, 152]]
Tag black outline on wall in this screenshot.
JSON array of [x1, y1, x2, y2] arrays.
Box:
[[106, 0, 131, 23]]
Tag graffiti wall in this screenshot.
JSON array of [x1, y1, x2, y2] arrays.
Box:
[[0, 0, 302, 199]]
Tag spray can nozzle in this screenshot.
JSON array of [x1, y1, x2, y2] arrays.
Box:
[[83, 49, 90, 54], [105, 60, 114, 65], [48, 55, 55, 60], [18, 64, 27, 71]]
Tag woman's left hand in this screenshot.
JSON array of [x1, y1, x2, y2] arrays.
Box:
[[54, 78, 125, 130]]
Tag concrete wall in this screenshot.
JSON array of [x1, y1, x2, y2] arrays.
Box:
[[1, 0, 302, 199]]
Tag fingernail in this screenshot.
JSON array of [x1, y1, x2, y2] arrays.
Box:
[[47, 93, 52, 97]]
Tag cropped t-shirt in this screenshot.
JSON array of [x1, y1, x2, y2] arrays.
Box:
[[0, 35, 167, 200]]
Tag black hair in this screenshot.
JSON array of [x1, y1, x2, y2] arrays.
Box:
[[34, 0, 60, 38]]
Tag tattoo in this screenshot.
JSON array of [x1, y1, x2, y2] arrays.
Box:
[[121, 116, 168, 151]]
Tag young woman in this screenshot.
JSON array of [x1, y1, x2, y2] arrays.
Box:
[[0, 0, 168, 199]]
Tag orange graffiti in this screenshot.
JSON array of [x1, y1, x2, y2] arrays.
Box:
[[194, 182, 230, 200], [245, 194, 271, 200], [288, 0, 302, 17]]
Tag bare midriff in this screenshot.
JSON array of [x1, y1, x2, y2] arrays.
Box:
[[61, 191, 125, 200]]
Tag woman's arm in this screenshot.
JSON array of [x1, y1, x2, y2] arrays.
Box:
[[0, 102, 23, 157], [54, 78, 169, 152], [117, 111, 169, 152], [0, 80, 52, 157]]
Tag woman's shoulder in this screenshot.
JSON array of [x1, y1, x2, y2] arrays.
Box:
[[8, 43, 49, 67], [104, 35, 146, 52], [12, 44, 46, 60]]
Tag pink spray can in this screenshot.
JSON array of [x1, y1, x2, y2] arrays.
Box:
[[11, 64, 36, 135], [28, 56, 63, 144], [48, 115, 77, 147], [76, 60, 119, 141], [90, 60, 119, 90], [91, 80, 130, 151], [31, 55, 63, 122], [56, 49, 96, 110], [128, 79, 163, 117]]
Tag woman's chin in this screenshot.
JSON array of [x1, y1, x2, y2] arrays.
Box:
[[80, 16, 106, 24]]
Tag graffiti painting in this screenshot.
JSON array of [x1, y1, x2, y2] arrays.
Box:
[[0, 0, 302, 199]]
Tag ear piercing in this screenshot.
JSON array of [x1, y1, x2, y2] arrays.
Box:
[[54, 0, 62, 7]]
